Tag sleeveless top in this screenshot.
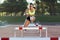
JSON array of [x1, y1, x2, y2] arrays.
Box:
[[26, 9, 35, 16]]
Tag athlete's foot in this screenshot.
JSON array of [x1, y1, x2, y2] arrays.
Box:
[[24, 29, 27, 32], [25, 29, 27, 31], [24, 27, 28, 32]]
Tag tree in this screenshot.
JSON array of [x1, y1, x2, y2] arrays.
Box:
[[36, 0, 41, 16], [41, 0, 57, 16], [1, 0, 28, 16]]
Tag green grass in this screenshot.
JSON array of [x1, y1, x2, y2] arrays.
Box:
[[0, 16, 26, 23], [36, 16, 60, 22], [0, 16, 60, 23]]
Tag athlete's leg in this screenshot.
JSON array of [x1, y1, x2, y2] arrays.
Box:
[[24, 20, 30, 27], [30, 16, 35, 23]]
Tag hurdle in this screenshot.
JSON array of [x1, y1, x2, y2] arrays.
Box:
[[14, 26, 47, 37]]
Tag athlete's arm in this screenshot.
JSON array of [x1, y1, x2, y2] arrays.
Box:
[[24, 9, 30, 16]]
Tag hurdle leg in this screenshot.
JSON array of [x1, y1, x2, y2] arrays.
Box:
[[14, 30, 16, 37], [21, 30, 23, 37], [46, 28, 47, 37], [39, 30, 41, 37]]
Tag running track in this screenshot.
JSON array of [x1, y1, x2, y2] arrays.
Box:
[[0, 24, 60, 37]]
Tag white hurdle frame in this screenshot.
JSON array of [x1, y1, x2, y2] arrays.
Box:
[[14, 27, 47, 37]]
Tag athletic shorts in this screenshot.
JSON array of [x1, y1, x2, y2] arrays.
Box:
[[26, 16, 30, 21], [26, 16, 35, 21]]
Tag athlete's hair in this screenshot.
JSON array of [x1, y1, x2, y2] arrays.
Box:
[[30, 3, 33, 5], [30, 3, 36, 9]]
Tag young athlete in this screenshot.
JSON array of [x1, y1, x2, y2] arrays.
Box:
[[24, 3, 36, 27]]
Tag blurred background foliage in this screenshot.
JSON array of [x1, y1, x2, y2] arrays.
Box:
[[0, 0, 60, 23], [0, 0, 60, 16]]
